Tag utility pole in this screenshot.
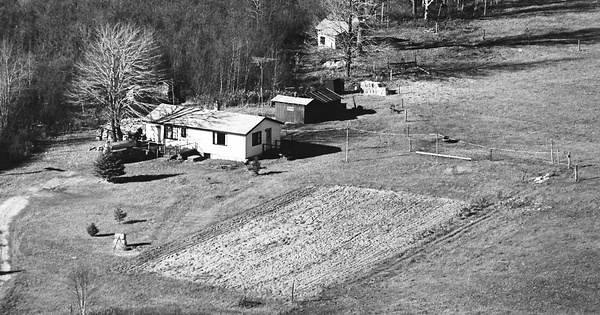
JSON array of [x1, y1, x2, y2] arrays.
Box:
[[251, 57, 277, 106]]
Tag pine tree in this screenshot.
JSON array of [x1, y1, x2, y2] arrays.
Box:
[[114, 207, 127, 224], [93, 152, 125, 182], [86, 223, 99, 237]]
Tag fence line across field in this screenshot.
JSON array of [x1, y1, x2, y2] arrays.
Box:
[[288, 127, 560, 158]]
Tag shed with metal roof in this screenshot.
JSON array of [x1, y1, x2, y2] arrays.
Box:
[[272, 88, 345, 124]]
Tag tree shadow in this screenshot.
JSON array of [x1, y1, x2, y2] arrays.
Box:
[[123, 219, 148, 225], [112, 173, 181, 184], [128, 242, 152, 248], [260, 170, 287, 176], [0, 270, 24, 275], [478, 28, 600, 47], [94, 233, 115, 237], [0, 170, 42, 176], [491, 0, 600, 18], [44, 167, 65, 172]]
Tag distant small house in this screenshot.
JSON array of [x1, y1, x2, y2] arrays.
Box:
[[315, 18, 359, 49], [272, 88, 345, 124], [144, 104, 283, 161], [360, 80, 388, 96]]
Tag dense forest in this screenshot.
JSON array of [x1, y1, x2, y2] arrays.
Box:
[[0, 0, 494, 166]]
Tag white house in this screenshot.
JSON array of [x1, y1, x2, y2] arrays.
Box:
[[144, 104, 283, 161], [315, 18, 359, 49]]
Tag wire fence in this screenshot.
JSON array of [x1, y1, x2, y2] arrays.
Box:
[[284, 125, 575, 167]]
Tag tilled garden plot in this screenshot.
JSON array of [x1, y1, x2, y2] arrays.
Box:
[[139, 185, 466, 300]]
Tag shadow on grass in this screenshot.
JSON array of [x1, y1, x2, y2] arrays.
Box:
[[0, 170, 42, 176], [44, 167, 65, 172], [128, 242, 152, 248], [491, 0, 600, 18], [261, 170, 287, 176], [123, 219, 148, 225], [112, 174, 181, 184], [94, 233, 115, 237], [0, 270, 23, 275], [283, 141, 342, 160]]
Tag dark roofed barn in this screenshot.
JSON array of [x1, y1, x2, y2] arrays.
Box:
[[272, 88, 345, 124]]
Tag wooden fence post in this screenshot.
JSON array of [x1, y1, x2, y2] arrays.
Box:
[[291, 280, 295, 303], [574, 164, 579, 182], [405, 109, 408, 123], [550, 140, 554, 164], [567, 151, 572, 168], [435, 133, 439, 164], [408, 138, 412, 152], [490, 148, 493, 161], [345, 122, 349, 163]]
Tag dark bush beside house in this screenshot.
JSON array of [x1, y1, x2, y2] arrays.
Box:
[[93, 152, 126, 182]]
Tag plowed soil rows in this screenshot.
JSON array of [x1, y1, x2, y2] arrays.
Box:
[[141, 186, 466, 300]]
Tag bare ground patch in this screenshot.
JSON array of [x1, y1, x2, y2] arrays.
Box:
[[131, 185, 466, 300]]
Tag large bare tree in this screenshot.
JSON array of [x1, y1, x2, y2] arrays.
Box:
[[321, 0, 378, 77], [66, 264, 97, 315], [0, 40, 28, 137], [68, 23, 164, 141]]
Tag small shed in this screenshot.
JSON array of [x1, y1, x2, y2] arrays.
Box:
[[272, 88, 344, 124], [144, 104, 283, 161], [324, 78, 345, 95]]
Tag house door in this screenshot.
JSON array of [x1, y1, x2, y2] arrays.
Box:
[[265, 128, 272, 145], [155, 126, 162, 142]]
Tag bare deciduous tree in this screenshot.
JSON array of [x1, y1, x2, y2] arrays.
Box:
[[321, 0, 379, 77], [0, 40, 28, 137], [66, 264, 97, 315], [67, 23, 165, 141]]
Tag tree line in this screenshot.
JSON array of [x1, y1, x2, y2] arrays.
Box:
[[0, 0, 504, 166]]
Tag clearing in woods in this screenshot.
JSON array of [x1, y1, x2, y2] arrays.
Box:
[[131, 185, 466, 299]]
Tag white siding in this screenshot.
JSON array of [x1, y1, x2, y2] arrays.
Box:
[[318, 33, 337, 49], [245, 120, 283, 158], [145, 118, 282, 162], [181, 128, 246, 161], [145, 123, 163, 142]]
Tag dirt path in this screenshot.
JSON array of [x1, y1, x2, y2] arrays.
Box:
[[0, 196, 29, 283]]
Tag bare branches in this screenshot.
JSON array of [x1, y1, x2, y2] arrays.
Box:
[[67, 23, 165, 140], [66, 264, 97, 315], [0, 40, 27, 135]]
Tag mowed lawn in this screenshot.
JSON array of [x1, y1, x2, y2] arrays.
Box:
[[1, 2, 600, 315]]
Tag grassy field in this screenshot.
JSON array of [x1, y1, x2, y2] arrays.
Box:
[[1, 1, 600, 314]]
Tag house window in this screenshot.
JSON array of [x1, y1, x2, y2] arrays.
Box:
[[180, 127, 187, 138], [252, 131, 262, 146], [319, 36, 326, 45], [164, 125, 177, 140], [213, 131, 226, 145]]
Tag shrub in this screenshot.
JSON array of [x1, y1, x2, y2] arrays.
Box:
[[86, 223, 99, 236], [250, 156, 261, 175], [114, 207, 127, 224], [93, 152, 125, 182]]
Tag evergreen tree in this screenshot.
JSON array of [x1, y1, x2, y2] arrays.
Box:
[[93, 152, 125, 182]]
